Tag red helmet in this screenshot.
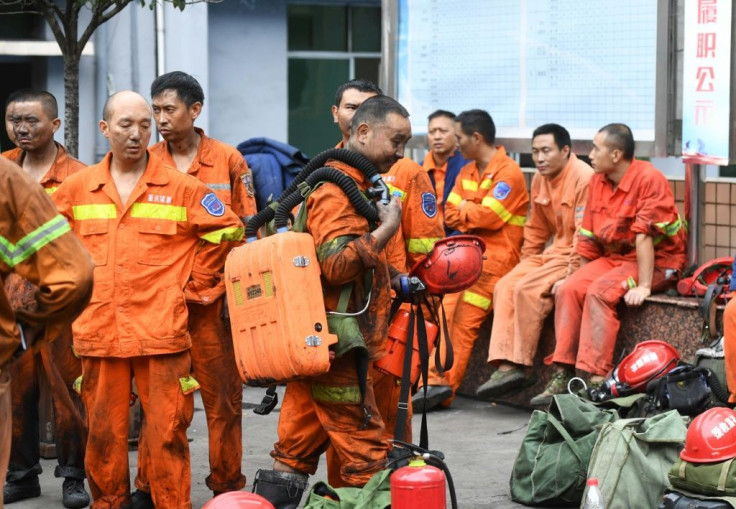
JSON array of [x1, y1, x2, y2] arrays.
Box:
[[202, 492, 275, 509], [409, 235, 486, 295], [616, 340, 680, 390], [680, 407, 736, 463]]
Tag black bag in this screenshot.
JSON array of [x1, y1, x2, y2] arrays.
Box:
[[646, 365, 714, 417], [659, 490, 736, 508]]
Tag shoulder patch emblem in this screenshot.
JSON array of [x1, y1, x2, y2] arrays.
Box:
[[241, 171, 255, 197], [201, 192, 225, 217], [421, 192, 438, 218], [493, 182, 511, 200]]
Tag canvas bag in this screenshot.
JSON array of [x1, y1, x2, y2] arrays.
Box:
[[302, 469, 391, 509], [510, 394, 618, 506], [669, 457, 736, 497], [585, 410, 688, 509]]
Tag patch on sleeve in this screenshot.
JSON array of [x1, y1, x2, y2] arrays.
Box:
[[201, 192, 225, 217], [241, 171, 255, 197], [421, 192, 438, 218], [493, 182, 512, 200]]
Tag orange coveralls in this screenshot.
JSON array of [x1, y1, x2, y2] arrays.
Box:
[[135, 128, 256, 493], [426, 146, 528, 400], [723, 298, 736, 403], [551, 160, 686, 376], [271, 159, 392, 487], [488, 154, 592, 367], [421, 149, 467, 231], [52, 152, 243, 509], [326, 157, 445, 486], [0, 157, 93, 509], [3, 144, 89, 485]]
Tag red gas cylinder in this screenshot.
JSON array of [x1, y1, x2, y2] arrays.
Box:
[[202, 491, 275, 508], [391, 458, 446, 509]]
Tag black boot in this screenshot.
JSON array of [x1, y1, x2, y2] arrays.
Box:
[[62, 478, 91, 509], [3, 476, 41, 504], [253, 469, 308, 509]]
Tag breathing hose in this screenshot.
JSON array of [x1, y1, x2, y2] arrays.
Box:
[[704, 368, 731, 404]]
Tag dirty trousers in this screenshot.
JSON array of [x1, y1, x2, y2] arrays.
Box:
[[272, 352, 387, 487], [551, 256, 669, 376], [488, 255, 568, 367], [7, 330, 85, 483], [723, 298, 736, 404], [136, 299, 244, 493], [82, 352, 193, 509]]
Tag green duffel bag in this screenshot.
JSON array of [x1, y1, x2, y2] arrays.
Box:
[[669, 458, 736, 496], [510, 394, 619, 507], [302, 469, 391, 509], [586, 410, 688, 509]]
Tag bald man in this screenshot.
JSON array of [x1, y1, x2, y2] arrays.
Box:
[[52, 91, 244, 507]]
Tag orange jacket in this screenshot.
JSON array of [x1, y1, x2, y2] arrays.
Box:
[[577, 159, 686, 270], [0, 157, 93, 368], [383, 158, 445, 272], [522, 153, 592, 275], [4, 142, 85, 195], [150, 128, 255, 303], [1, 147, 22, 161], [52, 152, 244, 357], [445, 146, 529, 276], [306, 159, 392, 360]]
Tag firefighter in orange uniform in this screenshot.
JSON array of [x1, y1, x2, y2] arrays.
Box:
[[475, 124, 592, 400], [413, 109, 529, 411], [0, 155, 94, 509], [324, 81, 443, 488], [51, 91, 243, 508], [130, 71, 255, 507], [2, 91, 91, 508], [254, 96, 407, 508], [530, 123, 686, 406], [724, 297, 736, 404]]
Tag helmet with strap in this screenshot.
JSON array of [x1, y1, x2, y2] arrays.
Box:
[[409, 235, 486, 295]]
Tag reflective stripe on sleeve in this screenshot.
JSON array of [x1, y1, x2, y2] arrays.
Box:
[[579, 228, 596, 239], [447, 192, 463, 206], [316, 234, 359, 262], [479, 179, 493, 190], [461, 179, 478, 192], [200, 226, 245, 244], [206, 183, 231, 191], [462, 290, 492, 310], [131, 203, 187, 222], [387, 183, 407, 201], [312, 384, 361, 404], [656, 215, 683, 237], [45, 187, 58, 195], [0, 214, 71, 268], [72, 204, 117, 220], [407, 237, 441, 254], [480, 196, 526, 226]]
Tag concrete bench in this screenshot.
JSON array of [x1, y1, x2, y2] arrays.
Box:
[[456, 294, 722, 408]]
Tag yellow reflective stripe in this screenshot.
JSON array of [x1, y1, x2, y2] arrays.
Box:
[[179, 375, 200, 394], [627, 276, 637, 289], [387, 183, 407, 202], [200, 226, 244, 244], [0, 214, 71, 267], [461, 179, 478, 191], [447, 192, 463, 206], [480, 197, 526, 226], [407, 237, 441, 254], [312, 385, 361, 403], [656, 215, 683, 237], [72, 204, 117, 220], [579, 228, 596, 239], [462, 291, 492, 310], [73, 376, 82, 395], [45, 187, 58, 195], [131, 203, 187, 221], [479, 179, 493, 190]]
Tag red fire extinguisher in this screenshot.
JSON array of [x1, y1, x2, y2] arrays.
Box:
[[391, 458, 446, 509]]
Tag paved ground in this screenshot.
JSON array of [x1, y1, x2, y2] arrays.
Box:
[[9, 387, 535, 508]]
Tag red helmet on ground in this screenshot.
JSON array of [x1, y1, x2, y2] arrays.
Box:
[[616, 340, 681, 390], [409, 235, 486, 295], [680, 407, 736, 463], [202, 492, 275, 509]]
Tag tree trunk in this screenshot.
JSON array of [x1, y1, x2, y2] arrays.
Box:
[[63, 53, 80, 158]]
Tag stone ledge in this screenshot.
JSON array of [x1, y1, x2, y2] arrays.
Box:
[[456, 294, 720, 408]]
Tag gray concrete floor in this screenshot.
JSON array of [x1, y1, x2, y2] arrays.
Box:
[[8, 387, 534, 508]]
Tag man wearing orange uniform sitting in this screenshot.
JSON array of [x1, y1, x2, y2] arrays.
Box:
[[413, 109, 529, 411], [52, 91, 243, 508], [530, 123, 686, 406], [723, 284, 736, 405], [475, 124, 592, 400]]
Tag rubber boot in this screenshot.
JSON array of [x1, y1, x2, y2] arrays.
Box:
[[252, 469, 308, 509]]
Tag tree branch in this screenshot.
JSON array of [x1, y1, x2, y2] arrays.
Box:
[[78, 0, 131, 49], [32, 0, 67, 47]]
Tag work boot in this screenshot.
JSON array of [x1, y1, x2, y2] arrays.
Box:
[[62, 478, 90, 509], [529, 369, 574, 407], [130, 489, 155, 509], [3, 476, 41, 504], [411, 385, 453, 412], [475, 367, 528, 400], [253, 469, 308, 509]]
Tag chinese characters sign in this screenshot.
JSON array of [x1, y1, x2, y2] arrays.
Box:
[[682, 0, 732, 165]]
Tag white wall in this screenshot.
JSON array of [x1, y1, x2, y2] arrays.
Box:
[[207, 0, 288, 147]]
